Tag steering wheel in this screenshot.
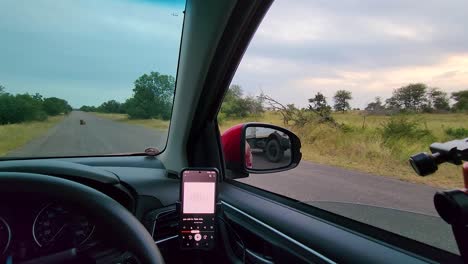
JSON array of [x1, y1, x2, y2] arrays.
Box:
[[0, 172, 165, 264]]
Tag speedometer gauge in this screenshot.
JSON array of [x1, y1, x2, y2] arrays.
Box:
[[0, 217, 11, 254], [32, 203, 95, 248]]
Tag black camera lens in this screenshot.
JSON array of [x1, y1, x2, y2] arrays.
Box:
[[409, 152, 438, 176]]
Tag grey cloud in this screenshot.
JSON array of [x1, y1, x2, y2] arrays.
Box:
[[233, 0, 468, 108], [249, 0, 468, 70], [0, 0, 184, 107]]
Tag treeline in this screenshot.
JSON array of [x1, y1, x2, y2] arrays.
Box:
[[222, 83, 468, 124], [253, 83, 468, 129], [0, 85, 72, 125], [80, 71, 174, 120], [293, 83, 468, 115], [307, 83, 468, 115], [365, 83, 468, 114]]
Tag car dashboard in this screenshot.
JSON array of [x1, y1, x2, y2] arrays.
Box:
[[0, 156, 184, 263], [0, 197, 97, 261]]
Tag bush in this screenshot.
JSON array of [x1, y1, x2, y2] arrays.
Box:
[[80, 105, 97, 112], [381, 116, 434, 144], [97, 100, 124, 114], [0, 89, 71, 125], [0, 93, 45, 124], [80, 71, 177, 120], [220, 85, 264, 118], [445, 127, 468, 139], [127, 106, 151, 119], [43, 97, 72, 116]]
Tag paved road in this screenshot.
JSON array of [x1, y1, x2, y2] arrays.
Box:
[[6, 112, 458, 252], [240, 162, 457, 253], [7, 111, 167, 157], [242, 161, 440, 215]]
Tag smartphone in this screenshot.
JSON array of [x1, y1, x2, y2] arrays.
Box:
[[179, 168, 218, 250]]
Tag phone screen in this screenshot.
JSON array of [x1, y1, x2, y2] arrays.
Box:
[[179, 169, 217, 250], [183, 182, 216, 214]]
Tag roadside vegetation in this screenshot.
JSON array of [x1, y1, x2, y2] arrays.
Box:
[[0, 84, 72, 156], [0, 84, 72, 125], [92, 78, 468, 188], [218, 84, 468, 189], [6, 69, 467, 188], [0, 116, 64, 156], [93, 113, 169, 130], [80, 72, 174, 121]]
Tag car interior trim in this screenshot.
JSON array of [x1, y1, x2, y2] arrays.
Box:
[[155, 235, 178, 245], [221, 201, 337, 264], [0, 216, 11, 255], [151, 208, 178, 239]]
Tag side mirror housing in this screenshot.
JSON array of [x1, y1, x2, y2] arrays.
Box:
[[221, 123, 302, 179]]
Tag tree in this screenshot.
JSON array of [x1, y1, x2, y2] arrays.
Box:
[[427, 88, 450, 112], [0, 85, 71, 124], [80, 105, 97, 112], [127, 72, 175, 119], [333, 90, 352, 113], [365, 97, 385, 114], [244, 95, 264, 117], [452, 90, 468, 112], [221, 85, 244, 118], [308, 92, 332, 116], [221, 85, 247, 118], [0, 93, 47, 124], [220, 85, 264, 118], [385, 83, 427, 111], [259, 93, 297, 125], [97, 100, 123, 113], [43, 97, 72, 116], [307, 92, 340, 125]]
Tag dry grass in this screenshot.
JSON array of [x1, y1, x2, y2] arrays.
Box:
[[95, 110, 467, 188], [0, 116, 65, 157], [93, 113, 169, 130], [220, 111, 468, 189]]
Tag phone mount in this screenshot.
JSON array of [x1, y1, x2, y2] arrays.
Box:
[[409, 138, 468, 176], [410, 139, 468, 261], [432, 164, 468, 262], [176, 201, 223, 251]]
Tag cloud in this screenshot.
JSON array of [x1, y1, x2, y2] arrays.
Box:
[[233, 0, 468, 108], [0, 0, 184, 107], [2, 0, 468, 110]]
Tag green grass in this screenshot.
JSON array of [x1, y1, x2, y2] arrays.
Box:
[[93, 113, 170, 130], [220, 111, 468, 189], [96, 110, 468, 188], [0, 116, 65, 156]]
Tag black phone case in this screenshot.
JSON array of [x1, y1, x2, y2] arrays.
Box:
[[178, 168, 219, 251]]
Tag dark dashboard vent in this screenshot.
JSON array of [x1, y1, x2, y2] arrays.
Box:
[[153, 209, 179, 241]]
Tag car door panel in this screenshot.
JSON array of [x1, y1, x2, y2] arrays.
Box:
[[219, 181, 436, 264]]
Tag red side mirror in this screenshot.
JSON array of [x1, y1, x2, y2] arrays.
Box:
[[221, 123, 302, 179]]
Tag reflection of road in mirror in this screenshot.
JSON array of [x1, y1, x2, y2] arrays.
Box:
[[251, 149, 291, 170]]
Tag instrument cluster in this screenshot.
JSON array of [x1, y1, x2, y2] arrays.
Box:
[[0, 199, 95, 261]]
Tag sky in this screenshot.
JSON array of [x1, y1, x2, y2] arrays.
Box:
[[232, 0, 468, 109], [0, 0, 184, 108], [1, 0, 468, 109]]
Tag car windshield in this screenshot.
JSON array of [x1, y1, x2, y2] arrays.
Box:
[[220, 0, 468, 255], [0, 0, 185, 158]]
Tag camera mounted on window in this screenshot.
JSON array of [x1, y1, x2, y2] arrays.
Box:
[[409, 137, 468, 177], [410, 138, 468, 262]]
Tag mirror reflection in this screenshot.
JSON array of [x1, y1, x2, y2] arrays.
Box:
[[245, 127, 292, 170]]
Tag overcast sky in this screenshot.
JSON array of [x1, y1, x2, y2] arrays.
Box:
[[233, 0, 468, 108], [1, 0, 468, 109], [0, 0, 184, 108]]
